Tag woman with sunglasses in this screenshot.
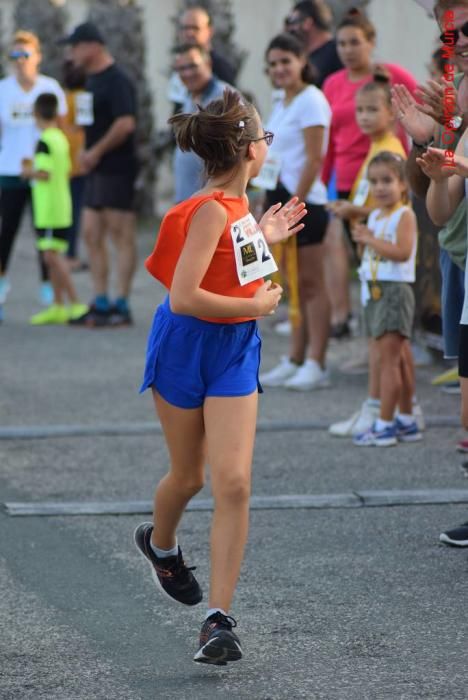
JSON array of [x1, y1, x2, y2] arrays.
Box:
[[134, 89, 305, 664], [0, 31, 67, 320], [259, 32, 332, 391]]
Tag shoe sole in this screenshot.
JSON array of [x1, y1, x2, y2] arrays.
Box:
[[397, 433, 423, 443], [194, 633, 242, 665], [285, 380, 331, 391], [354, 438, 397, 447], [133, 524, 202, 607], [439, 533, 468, 546]]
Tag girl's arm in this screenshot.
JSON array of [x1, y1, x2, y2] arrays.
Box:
[[327, 200, 372, 220], [294, 125, 325, 201], [353, 208, 416, 262], [170, 200, 281, 318]]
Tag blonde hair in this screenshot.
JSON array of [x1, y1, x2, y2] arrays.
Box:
[[12, 30, 41, 53]]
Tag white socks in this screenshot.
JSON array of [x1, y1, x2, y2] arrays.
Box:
[[150, 539, 178, 559], [205, 607, 227, 620]]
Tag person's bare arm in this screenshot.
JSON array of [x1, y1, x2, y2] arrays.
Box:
[[170, 200, 282, 318], [81, 116, 136, 171], [294, 126, 324, 202], [418, 135, 467, 225], [353, 209, 416, 262]]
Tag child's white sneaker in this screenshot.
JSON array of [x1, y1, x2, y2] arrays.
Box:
[[259, 357, 298, 387], [329, 400, 380, 437], [284, 359, 330, 391]]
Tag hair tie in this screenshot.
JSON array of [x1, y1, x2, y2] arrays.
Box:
[[238, 120, 245, 129]]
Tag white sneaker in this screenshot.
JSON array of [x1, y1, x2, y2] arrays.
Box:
[[329, 400, 380, 437], [0, 277, 11, 304], [284, 359, 330, 391], [259, 357, 298, 387], [274, 320, 292, 337]]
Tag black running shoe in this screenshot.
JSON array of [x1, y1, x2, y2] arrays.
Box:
[[439, 522, 468, 547], [68, 304, 111, 327], [193, 612, 242, 666], [109, 306, 133, 327], [134, 522, 202, 605]]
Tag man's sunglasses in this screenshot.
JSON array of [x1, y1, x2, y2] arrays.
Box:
[[251, 131, 274, 146], [284, 14, 304, 27], [440, 21, 468, 45], [9, 50, 32, 61]]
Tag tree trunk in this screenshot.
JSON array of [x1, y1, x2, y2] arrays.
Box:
[[87, 0, 156, 218], [13, 0, 68, 80]]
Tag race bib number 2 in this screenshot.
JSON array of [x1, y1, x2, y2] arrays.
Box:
[[75, 92, 94, 126], [231, 214, 278, 286]]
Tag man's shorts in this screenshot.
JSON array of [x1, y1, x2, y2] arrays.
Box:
[[36, 228, 69, 254], [140, 297, 263, 409], [363, 281, 414, 339], [83, 171, 136, 212]]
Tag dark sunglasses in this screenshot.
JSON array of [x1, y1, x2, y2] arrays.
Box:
[[9, 49, 32, 61], [440, 20, 468, 45], [284, 14, 304, 27], [251, 131, 274, 146]]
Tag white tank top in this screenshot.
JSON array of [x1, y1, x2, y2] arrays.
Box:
[[360, 205, 416, 283]]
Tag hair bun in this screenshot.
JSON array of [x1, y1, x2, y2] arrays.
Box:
[[373, 64, 391, 84]]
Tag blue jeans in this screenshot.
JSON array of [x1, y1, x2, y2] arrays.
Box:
[[440, 248, 465, 358]]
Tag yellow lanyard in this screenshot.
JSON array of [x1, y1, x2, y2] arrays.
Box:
[[368, 205, 401, 300]]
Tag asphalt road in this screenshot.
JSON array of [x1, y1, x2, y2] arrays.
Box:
[[1, 223, 467, 700]]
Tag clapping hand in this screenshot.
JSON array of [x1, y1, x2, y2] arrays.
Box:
[[391, 84, 435, 143], [259, 196, 306, 245], [416, 146, 463, 181]]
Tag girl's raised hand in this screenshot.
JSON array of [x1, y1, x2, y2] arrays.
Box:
[[259, 197, 306, 245], [253, 280, 283, 316], [416, 147, 457, 181]]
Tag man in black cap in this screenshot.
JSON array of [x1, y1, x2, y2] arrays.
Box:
[[58, 23, 137, 327]]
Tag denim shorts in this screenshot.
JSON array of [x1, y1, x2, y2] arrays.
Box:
[[440, 249, 464, 359], [140, 297, 263, 409]]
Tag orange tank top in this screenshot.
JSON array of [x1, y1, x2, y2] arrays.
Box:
[[145, 191, 264, 323]]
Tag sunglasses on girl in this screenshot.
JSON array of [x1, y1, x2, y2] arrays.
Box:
[[251, 131, 274, 146], [440, 20, 468, 45]]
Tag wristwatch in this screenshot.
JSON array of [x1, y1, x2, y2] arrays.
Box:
[[448, 114, 463, 131]]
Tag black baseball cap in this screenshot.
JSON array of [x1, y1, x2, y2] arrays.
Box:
[[57, 22, 105, 46]]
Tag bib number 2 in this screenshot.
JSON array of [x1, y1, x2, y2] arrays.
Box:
[[231, 214, 278, 285]]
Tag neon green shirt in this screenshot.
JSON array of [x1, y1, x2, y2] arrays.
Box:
[[32, 126, 72, 229]]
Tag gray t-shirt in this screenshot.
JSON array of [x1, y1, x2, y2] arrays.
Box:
[[173, 77, 230, 203]]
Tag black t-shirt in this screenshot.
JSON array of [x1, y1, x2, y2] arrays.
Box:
[[211, 49, 238, 86], [85, 63, 137, 175], [309, 40, 343, 89]]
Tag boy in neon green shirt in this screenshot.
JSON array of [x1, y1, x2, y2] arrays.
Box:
[[22, 92, 87, 324]]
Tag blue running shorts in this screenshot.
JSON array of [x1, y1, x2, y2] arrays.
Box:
[[140, 297, 263, 408]]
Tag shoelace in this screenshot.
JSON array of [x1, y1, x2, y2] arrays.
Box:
[[207, 612, 238, 629]]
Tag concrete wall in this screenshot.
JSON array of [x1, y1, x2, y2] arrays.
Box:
[[2, 0, 439, 129]]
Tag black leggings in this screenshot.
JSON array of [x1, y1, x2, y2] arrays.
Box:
[[0, 186, 48, 280]]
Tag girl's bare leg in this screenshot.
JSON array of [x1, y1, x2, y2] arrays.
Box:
[[368, 339, 380, 400], [323, 217, 350, 325], [299, 243, 330, 366], [151, 390, 206, 549], [460, 377, 468, 429], [399, 339, 416, 414], [203, 392, 258, 612], [377, 333, 405, 421]]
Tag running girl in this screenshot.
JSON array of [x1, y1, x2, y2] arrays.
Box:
[[352, 152, 421, 447], [134, 90, 306, 665]]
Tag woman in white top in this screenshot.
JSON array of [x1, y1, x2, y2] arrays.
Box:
[[259, 33, 332, 391], [0, 30, 67, 314]]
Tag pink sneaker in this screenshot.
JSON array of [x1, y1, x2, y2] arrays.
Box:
[[456, 439, 468, 453]]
